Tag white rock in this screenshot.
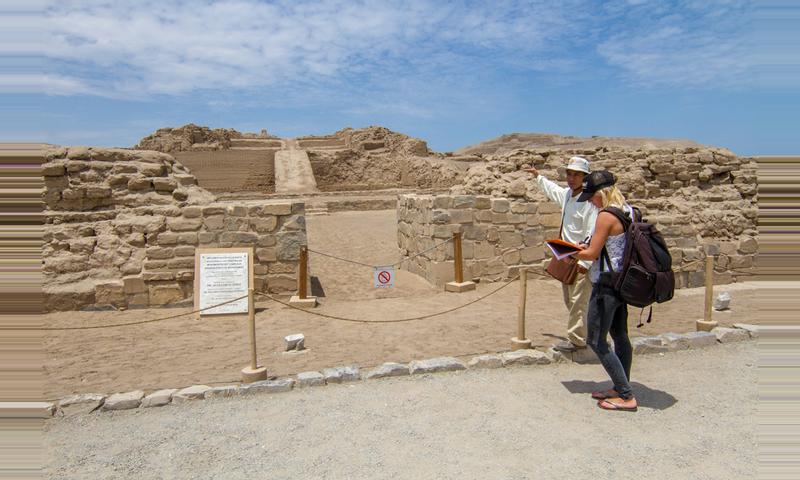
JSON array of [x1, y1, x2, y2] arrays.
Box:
[[712, 327, 750, 344], [659, 333, 690, 351], [564, 347, 599, 364], [322, 366, 361, 384], [685, 331, 718, 348], [204, 386, 239, 399], [364, 362, 410, 379], [58, 393, 106, 416], [102, 390, 144, 411], [467, 354, 504, 369], [409, 357, 467, 374], [713, 292, 731, 311], [733, 323, 759, 339], [632, 336, 669, 355], [172, 385, 212, 404], [546, 348, 566, 364], [296, 371, 326, 388], [241, 378, 294, 395], [284, 333, 305, 351], [500, 350, 551, 366], [141, 389, 178, 408]]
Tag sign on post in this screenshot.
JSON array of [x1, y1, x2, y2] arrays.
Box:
[[194, 247, 254, 317], [373, 265, 395, 288]]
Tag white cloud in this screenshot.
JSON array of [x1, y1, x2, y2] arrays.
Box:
[[5, 0, 780, 99], [596, 1, 758, 88], [23, 0, 589, 97], [0, 74, 91, 95]]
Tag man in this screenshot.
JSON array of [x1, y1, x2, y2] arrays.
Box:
[[527, 156, 598, 352]]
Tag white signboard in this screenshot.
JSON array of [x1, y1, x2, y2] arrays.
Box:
[[199, 251, 250, 315], [373, 265, 395, 288]]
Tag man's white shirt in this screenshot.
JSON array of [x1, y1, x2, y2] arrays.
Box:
[[536, 175, 599, 270]]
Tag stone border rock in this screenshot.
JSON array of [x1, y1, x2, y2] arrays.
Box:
[[43, 325, 757, 418]]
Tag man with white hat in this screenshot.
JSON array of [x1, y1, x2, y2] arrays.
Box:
[[527, 156, 598, 352]]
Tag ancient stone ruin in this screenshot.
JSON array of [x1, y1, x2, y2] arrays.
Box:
[[43, 126, 757, 311], [399, 139, 757, 288], [42, 146, 304, 311]]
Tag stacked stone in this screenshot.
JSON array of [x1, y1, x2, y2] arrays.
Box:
[[42, 146, 305, 311], [397, 193, 757, 288], [452, 145, 758, 287], [398, 194, 548, 285]]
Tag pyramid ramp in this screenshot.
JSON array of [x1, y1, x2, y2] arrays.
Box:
[[274, 143, 319, 194]]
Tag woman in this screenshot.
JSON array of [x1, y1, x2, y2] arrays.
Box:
[[574, 170, 638, 412]]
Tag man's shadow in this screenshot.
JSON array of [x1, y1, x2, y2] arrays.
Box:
[[561, 380, 677, 410]]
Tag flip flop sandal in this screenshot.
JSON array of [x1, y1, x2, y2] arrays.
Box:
[[597, 399, 638, 412], [591, 389, 618, 400]]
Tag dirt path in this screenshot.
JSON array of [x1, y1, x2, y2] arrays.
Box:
[[43, 342, 757, 479], [42, 210, 757, 399]]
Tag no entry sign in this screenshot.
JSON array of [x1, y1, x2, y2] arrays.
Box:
[[373, 265, 395, 288]]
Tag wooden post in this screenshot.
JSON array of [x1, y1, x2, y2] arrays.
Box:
[[241, 287, 267, 382], [518, 267, 527, 339], [696, 255, 718, 332], [298, 245, 308, 299], [248, 288, 257, 369], [704, 255, 714, 323], [289, 244, 317, 308], [511, 268, 532, 350], [445, 231, 476, 293], [453, 232, 464, 284]]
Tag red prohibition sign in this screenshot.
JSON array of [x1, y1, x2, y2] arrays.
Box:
[[378, 270, 391, 284]]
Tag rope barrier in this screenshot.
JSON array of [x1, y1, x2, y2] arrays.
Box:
[[307, 237, 454, 270], [12, 254, 751, 332], [2, 294, 251, 331], [256, 272, 522, 324], [305, 248, 375, 268], [394, 237, 455, 267]]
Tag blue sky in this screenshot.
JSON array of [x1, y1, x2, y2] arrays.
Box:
[[3, 0, 798, 155]]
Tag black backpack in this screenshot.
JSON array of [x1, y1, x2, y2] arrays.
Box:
[[600, 206, 675, 326]]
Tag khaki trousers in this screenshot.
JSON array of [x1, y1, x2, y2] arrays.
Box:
[[561, 270, 591, 347]]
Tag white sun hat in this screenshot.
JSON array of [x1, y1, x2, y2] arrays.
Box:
[[566, 156, 590, 174]]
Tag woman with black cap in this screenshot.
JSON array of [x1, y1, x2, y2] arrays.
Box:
[[574, 170, 638, 412]]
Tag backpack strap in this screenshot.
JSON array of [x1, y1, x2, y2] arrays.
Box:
[[598, 206, 633, 279], [600, 246, 613, 273], [557, 191, 570, 240], [601, 206, 633, 230]]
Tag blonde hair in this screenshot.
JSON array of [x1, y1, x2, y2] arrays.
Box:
[[596, 185, 627, 209]]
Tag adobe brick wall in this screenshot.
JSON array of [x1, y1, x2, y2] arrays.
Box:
[[43, 146, 305, 311], [397, 194, 757, 288]]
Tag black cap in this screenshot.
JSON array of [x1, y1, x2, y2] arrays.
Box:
[[577, 170, 616, 202]]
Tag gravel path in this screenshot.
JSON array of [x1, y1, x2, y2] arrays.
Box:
[[44, 342, 756, 479]]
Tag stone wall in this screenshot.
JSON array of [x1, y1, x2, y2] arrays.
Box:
[[455, 146, 758, 244], [397, 194, 757, 288], [173, 149, 277, 193], [43, 146, 305, 311]]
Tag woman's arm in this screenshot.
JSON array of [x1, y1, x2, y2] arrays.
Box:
[[575, 212, 615, 261]]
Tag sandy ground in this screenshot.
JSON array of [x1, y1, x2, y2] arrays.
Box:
[[43, 342, 757, 479], [43, 210, 757, 400]]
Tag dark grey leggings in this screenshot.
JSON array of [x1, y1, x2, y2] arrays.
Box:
[[586, 275, 633, 399]]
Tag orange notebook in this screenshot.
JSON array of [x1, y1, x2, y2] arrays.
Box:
[[545, 239, 582, 261]]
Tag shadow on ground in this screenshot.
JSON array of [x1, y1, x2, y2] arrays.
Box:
[[310, 276, 326, 297], [561, 380, 678, 410]]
